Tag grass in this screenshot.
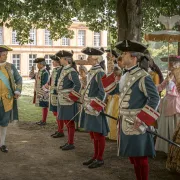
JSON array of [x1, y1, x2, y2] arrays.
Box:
[[18, 81, 55, 123], [18, 96, 55, 123]]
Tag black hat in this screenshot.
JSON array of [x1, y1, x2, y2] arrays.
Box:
[[105, 49, 119, 58], [56, 50, 73, 58], [81, 47, 104, 55], [33, 57, 45, 63], [161, 56, 180, 62], [50, 55, 60, 61], [115, 40, 147, 53], [0, 45, 12, 52]]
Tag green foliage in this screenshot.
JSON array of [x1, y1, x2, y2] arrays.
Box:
[[142, 0, 180, 34], [0, 0, 118, 44], [0, 0, 179, 46], [0, 0, 79, 44], [148, 42, 178, 70]]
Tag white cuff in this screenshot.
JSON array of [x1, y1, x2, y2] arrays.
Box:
[[14, 91, 21, 95]]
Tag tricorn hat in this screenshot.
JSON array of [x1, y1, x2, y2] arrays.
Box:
[[81, 47, 104, 56], [105, 49, 119, 58], [33, 57, 45, 63], [161, 56, 180, 62], [0, 45, 13, 52], [56, 50, 73, 58], [115, 40, 147, 53], [50, 55, 60, 61]]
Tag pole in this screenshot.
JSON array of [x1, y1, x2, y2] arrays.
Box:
[[146, 129, 180, 148], [124, 118, 180, 148], [76, 100, 180, 147], [76, 101, 118, 120]]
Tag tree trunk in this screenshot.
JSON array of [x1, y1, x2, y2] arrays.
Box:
[[116, 0, 143, 41]]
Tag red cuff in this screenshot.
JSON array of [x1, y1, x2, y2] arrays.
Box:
[[69, 90, 81, 102], [137, 105, 160, 126], [90, 98, 106, 112], [101, 73, 116, 93]]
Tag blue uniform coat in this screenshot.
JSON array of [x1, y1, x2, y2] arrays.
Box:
[[49, 66, 62, 112], [57, 65, 81, 121], [33, 68, 49, 108], [80, 65, 110, 136], [110, 66, 159, 157]]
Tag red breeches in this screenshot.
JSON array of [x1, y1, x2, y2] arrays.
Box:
[[89, 132, 105, 161], [64, 120, 75, 144], [129, 156, 149, 180], [42, 108, 48, 122]]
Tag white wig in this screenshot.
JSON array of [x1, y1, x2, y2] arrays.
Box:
[[91, 55, 103, 63]]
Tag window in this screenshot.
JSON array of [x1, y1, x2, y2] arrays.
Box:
[[12, 54, 20, 70], [29, 29, 36, 45], [94, 32, 101, 47], [12, 30, 19, 44], [29, 54, 37, 70], [0, 27, 3, 44], [45, 29, 53, 45], [78, 55, 86, 60], [62, 37, 70, 46], [78, 30, 85, 46], [45, 54, 52, 67]]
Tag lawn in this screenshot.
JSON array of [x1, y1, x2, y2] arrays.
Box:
[[18, 81, 55, 123], [18, 96, 55, 123]]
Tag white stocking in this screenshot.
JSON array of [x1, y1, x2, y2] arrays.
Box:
[[0, 126, 7, 146]]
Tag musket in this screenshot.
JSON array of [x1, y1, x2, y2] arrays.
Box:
[[64, 110, 81, 128], [60, 100, 117, 131], [76, 101, 117, 120], [64, 101, 117, 125], [77, 100, 180, 148], [125, 118, 180, 148]]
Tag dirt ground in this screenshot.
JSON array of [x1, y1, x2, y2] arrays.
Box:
[[0, 122, 179, 180]]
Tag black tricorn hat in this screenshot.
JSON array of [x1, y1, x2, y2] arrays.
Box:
[[161, 56, 180, 62], [115, 40, 147, 53], [33, 57, 45, 63], [56, 50, 73, 58], [0, 45, 13, 52], [105, 49, 119, 58], [50, 55, 60, 61], [81, 47, 104, 56]]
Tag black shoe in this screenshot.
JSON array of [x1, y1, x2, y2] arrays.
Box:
[[0, 145, 8, 153], [61, 144, 75, 151], [51, 131, 58, 137], [60, 143, 68, 149], [36, 121, 42, 125], [36, 121, 46, 126], [88, 160, 104, 169], [52, 132, 65, 138], [83, 159, 95, 166]]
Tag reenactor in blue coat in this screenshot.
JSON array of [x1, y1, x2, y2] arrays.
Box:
[[0, 45, 22, 152], [57, 50, 81, 150], [102, 40, 160, 180], [30, 58, 49, 126], [80, 47, 110, 169], [48, 55, 65, 138]]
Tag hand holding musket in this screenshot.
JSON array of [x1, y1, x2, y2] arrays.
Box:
[[114, 67, 122, 76], [113, 67, 122, 82], [29, 66, 36, 79], [125, 118, 180, 148]]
